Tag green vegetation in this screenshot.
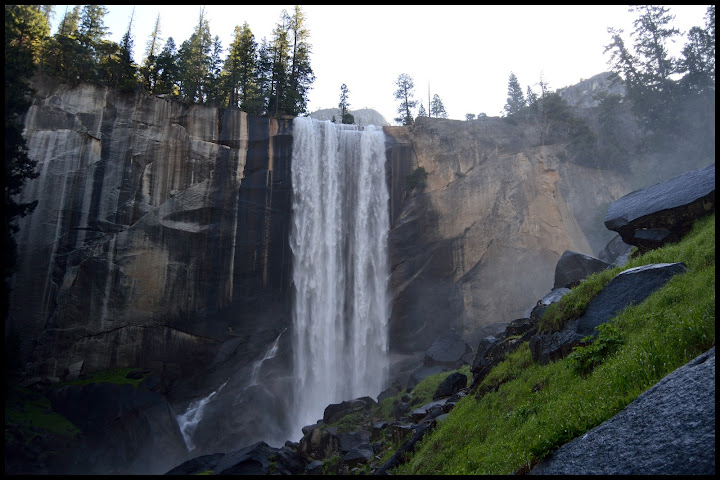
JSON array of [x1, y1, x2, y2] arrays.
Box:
[[5, 384, 81, 444], [405, 167, 428, 192], [392, 213, 714, 475]]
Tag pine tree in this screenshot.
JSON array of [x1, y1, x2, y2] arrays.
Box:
[[77, 5, 110, 83], [465, 113, 475, 121], [154, 37, 178, 95], [504, 72, 526, 116], [394, 73, 417, 125], [430, 93, 448, 118], [112, 8, 139, 92], [338, 83, 353, 124], [678, 6, 715, 94], [141, 14, 163, 92], [177, 7, 212, 103], [5, 5, 47, 324], [204, 35, 224, 105], [417, 103, 427, 117], [267, 10, 291, 115], [223, 22, 262, 112], [284, 5, 314, 116]]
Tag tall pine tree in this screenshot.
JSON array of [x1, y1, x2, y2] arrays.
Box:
[[504, 72, 526, 116], [394, 73, 417, 125], [430, 93, 448, 118]]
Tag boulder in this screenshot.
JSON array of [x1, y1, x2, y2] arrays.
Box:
[[553, 250, 611, 289], [604, 163, 715, 252], [424, 330, 472, 367], [323, 396, 377, 424], [530, 262, 688, 364], [432, 372, 468, 400], [530, 288, 572, 321], [212, 441, 306, 475], [410, 400, 447, 423], [597, 234, 634, 267], [341, 443, 374, 466], [298, 427, 341, 460], [164, 453, 225, 475], [337, 430, 371, 454]]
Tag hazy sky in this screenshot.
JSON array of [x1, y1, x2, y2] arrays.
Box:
[[49, 5, 710, 124]]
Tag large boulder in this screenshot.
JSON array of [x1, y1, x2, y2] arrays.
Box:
[[432, 372, 467, 400], [211, 441, 307, 475], [323, 396, 377, 424], [597, 234, 634, 267], [529, 347, 715, 475], [604, 163, 715, 252], [424, 330, 472, 367], [530, 262, 688, 364], [298, 427, 341, 460], [553, 250, 611, 289]]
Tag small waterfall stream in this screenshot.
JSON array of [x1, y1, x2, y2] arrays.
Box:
[[290, 117, 390, 432]]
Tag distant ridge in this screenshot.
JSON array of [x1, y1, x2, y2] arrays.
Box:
[[309, 107, 389, 127]]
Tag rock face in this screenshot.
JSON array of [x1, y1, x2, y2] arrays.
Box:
[[11, 75, 294, 381], [384, 117, 595, 352]]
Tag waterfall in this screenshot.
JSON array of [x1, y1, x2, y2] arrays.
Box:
[[290, 117, 390, 431], [176, 379, 228, 451]]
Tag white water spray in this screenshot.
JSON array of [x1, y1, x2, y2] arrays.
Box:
[[290, 117, 390, 431], [176, 379, 228, 451]]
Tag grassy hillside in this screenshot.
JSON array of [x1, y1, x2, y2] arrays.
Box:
[[395, 213, 715, 475]]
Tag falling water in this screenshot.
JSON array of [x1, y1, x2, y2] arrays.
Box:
[[177, 379, 228, 451], [290, 117, 390, 432]]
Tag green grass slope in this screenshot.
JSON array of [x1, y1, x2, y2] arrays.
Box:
[[396, 213, 715, 475]]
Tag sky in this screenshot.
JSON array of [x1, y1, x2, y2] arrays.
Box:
[[48, 5, 711, 124]]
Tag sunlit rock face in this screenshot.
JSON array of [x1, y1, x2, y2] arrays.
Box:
[[11, 75, 293, 380], [384, 117, 596, 352]]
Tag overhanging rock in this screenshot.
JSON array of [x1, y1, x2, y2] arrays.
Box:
[[604, 163, 715, 252]]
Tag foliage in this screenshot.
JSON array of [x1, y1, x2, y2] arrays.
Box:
[[417, 103, 427, 117], [397, 214, 714, 475], [5, 384, 81, 443], [394, 73, 417, 125], [567, 322, 624, 375], [604, 5, 715, 147], [4, 5, 46, 327], [430, 93, 448, 118], [140, 14, 162, 92], [405, 166, 428, 191], [338, 83, 354, 124], [504, 72, 526, 116], [465, 113, 475, 121]]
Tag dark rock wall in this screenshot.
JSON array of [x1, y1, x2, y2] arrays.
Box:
[[10, 76, 293, 380]]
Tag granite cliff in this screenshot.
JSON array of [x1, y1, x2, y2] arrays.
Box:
[[7, 73, 712, 472]]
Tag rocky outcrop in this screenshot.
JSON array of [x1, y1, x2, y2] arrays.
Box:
[[384, 117, 595, 352], [604, 163, 715, 252], [553, 250, 611, 289], [530, 262, 688, 364]]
